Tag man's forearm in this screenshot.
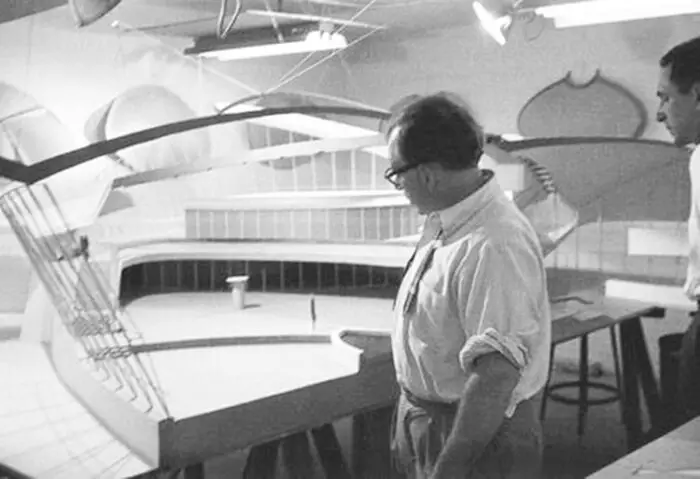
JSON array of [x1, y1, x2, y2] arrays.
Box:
[[431, 353, 519, 478]]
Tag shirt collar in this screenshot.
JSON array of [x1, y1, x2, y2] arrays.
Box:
[[428, 169, 501, 237]]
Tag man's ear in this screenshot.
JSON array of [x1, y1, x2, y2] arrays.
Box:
[[422, 164, 440, 193]]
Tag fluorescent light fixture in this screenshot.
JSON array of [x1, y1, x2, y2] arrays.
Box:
[[198, 30, 347, 61], [535, 0, 700, 28], [476, 0, 700, 45]]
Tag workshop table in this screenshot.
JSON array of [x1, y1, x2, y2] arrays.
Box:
[[588, 415, 700, 478], [551, 296, 666, 451]]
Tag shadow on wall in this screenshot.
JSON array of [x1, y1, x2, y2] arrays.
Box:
[[514, 140, 690, 223], [517, 140, 691, 284]]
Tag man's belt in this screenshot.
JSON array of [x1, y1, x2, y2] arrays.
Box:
[[402, 387, 458, 415]]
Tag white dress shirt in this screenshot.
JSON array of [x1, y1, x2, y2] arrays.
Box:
[[392, 170, 552, 418], [684, 145, 700, 300]]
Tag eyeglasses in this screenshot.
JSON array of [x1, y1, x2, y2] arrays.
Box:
[[384, 163, 420, 189]]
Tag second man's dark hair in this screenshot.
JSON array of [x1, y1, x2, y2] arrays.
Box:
[[660, 35, 700, 94]]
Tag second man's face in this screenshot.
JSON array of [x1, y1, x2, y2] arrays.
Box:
[[656, 66, 700, 147]]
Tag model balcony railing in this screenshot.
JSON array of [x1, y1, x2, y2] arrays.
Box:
[[0, 183, 169, 417]]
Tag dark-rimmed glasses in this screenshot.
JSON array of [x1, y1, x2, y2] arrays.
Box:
[[384, 163, 420, 189]]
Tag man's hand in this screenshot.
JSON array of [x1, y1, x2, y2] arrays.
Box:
[[430, 352, 520, 479]]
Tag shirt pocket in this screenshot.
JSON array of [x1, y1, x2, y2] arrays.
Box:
[[411, 276, 453, 344], [416, 270, 446, 311]]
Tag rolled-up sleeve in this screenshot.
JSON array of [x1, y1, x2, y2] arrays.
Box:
[[456, 238, 545, 374]]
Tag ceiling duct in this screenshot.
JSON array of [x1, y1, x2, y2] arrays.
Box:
[[474, 0, 700, 46]]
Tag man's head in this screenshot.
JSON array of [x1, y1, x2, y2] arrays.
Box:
[[384, 92, 484, 213], [657, 36, 700, 146]]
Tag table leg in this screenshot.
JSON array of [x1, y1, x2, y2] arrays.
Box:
[[182, 463, 205, 479], [352, 406, 397, 479], [618, 315, 663, 451], [243, 440, 280, 479], [281, 432, 315, 479], [310, 424, 352, 479], [578, 334, 589, 438], [619, 319, 643, 450], [627, 317, 663, 433], [243, 427, 352, 479]]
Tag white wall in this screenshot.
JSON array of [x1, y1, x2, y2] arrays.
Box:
[[342, 15, 700, 140]]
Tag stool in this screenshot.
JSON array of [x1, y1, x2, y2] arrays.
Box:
[[226, 275, 249, 310], [540, 325, 623, 438]]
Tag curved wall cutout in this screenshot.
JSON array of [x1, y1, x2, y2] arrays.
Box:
[[518, 70, 647, 138], [85, 84, 211, 172], [0, 81, 80, 187]]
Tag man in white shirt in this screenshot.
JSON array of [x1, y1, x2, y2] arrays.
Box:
[[657, 36, 700, 423], [385, 92, 551, 478]]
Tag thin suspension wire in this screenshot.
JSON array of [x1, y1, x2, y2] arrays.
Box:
[[267, 27, 383, 93], [266, 0, 383, 93], [112, 21, 259, 95]]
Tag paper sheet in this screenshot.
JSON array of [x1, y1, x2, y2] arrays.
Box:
[[551, 300, 603, 321]]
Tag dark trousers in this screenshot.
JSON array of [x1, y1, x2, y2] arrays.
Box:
[[390, 389, 543, 479], [678, 308, 700, 421]]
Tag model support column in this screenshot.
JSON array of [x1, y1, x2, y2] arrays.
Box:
[[226, 275, 249, 310]]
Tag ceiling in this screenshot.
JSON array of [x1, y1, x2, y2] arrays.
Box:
[[0, 0, 572, 40], [3, 0, 678, 64], [1, 0, 67, 24]]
